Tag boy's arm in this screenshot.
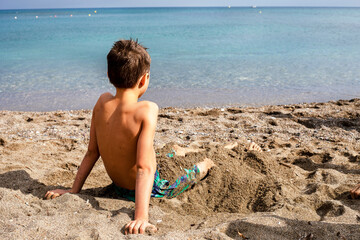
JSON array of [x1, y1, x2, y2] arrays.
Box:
[[45, 111, 100, 199], [125, 103, 158, 235]]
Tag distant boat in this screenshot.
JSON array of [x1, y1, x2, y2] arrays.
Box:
[[228, 5, 231, 8], [252, 5, 257, 8]]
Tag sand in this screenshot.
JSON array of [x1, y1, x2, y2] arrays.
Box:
[[0, 99, 359, 239]]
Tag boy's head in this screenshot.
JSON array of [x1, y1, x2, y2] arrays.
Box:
[[107, 39, 151, 89]]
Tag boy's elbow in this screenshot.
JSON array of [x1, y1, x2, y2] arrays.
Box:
[[136, 151, 156, 176], [86, 148, 99, 159], [136, 162, 156, 175]]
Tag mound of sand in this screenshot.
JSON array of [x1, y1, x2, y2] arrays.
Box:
[[1, 99, 359, 239]]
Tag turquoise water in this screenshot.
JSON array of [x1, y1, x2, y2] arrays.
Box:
[[1, 7, 360, 111]]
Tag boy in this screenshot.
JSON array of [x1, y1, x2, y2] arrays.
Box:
[[44, 39, 215, 235]]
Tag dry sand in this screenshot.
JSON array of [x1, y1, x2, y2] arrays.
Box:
[[0, 99, 359, 239]]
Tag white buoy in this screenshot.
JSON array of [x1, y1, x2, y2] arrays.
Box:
[[36, 16, 38, 19], [14, 16, 17, 19]]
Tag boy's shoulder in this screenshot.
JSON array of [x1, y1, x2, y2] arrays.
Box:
[[98, 92, 113, 101], [136, 100, 158, 111], [93, 92, 113, 108], [135, 101, 159, 123]]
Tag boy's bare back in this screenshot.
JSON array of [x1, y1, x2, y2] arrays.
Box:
[[93, 92, 158, 190]]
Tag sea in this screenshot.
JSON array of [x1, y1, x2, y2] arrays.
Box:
[[1, 7, 360, 111]]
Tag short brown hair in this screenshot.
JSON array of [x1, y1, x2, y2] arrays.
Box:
[[107, 39, 151, 88]]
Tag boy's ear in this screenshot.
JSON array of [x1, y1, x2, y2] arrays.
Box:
[[138, 73, 147, 88]]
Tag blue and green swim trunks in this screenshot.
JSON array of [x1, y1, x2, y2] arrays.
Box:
[[114, 165, 200, 202]]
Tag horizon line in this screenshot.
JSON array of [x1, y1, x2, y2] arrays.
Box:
[[1, 6, 360, 11]]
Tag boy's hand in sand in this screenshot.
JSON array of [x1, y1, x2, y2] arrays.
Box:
[[124, 219, 157, 235], [44, 189, 71, 199]]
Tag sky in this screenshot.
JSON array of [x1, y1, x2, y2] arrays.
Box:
[[1, 0, 360, 10]]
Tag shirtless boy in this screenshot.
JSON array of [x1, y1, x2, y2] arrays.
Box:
[[44, 39, 215, 235]]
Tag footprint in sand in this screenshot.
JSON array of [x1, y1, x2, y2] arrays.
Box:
[[316, 201, 345, 218]]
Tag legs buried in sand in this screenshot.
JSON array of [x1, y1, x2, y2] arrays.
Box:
[[114, 158, 215, 201]]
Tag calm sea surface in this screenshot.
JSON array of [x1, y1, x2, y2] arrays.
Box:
[[1, 7, 359, 111]]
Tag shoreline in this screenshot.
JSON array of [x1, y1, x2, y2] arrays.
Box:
[[1, 98, 359, 239], [1, 86, 359, 112]]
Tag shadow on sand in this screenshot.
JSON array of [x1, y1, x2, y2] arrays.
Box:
[[0, 170, 133, 217]]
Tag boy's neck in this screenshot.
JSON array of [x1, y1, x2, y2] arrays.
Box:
[[115, 88, 139, 104]]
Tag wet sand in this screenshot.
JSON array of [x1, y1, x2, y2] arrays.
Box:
[[0, 99, 359, 239]]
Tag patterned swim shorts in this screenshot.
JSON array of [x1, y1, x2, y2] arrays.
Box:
[[114, 165, 200, 202]]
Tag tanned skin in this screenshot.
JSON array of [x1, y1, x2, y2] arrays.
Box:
[[45, 72, 158, 234], [350, 184, 360, 199]]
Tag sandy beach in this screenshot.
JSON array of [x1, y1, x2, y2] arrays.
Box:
[[0, 98, 359, 239]]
